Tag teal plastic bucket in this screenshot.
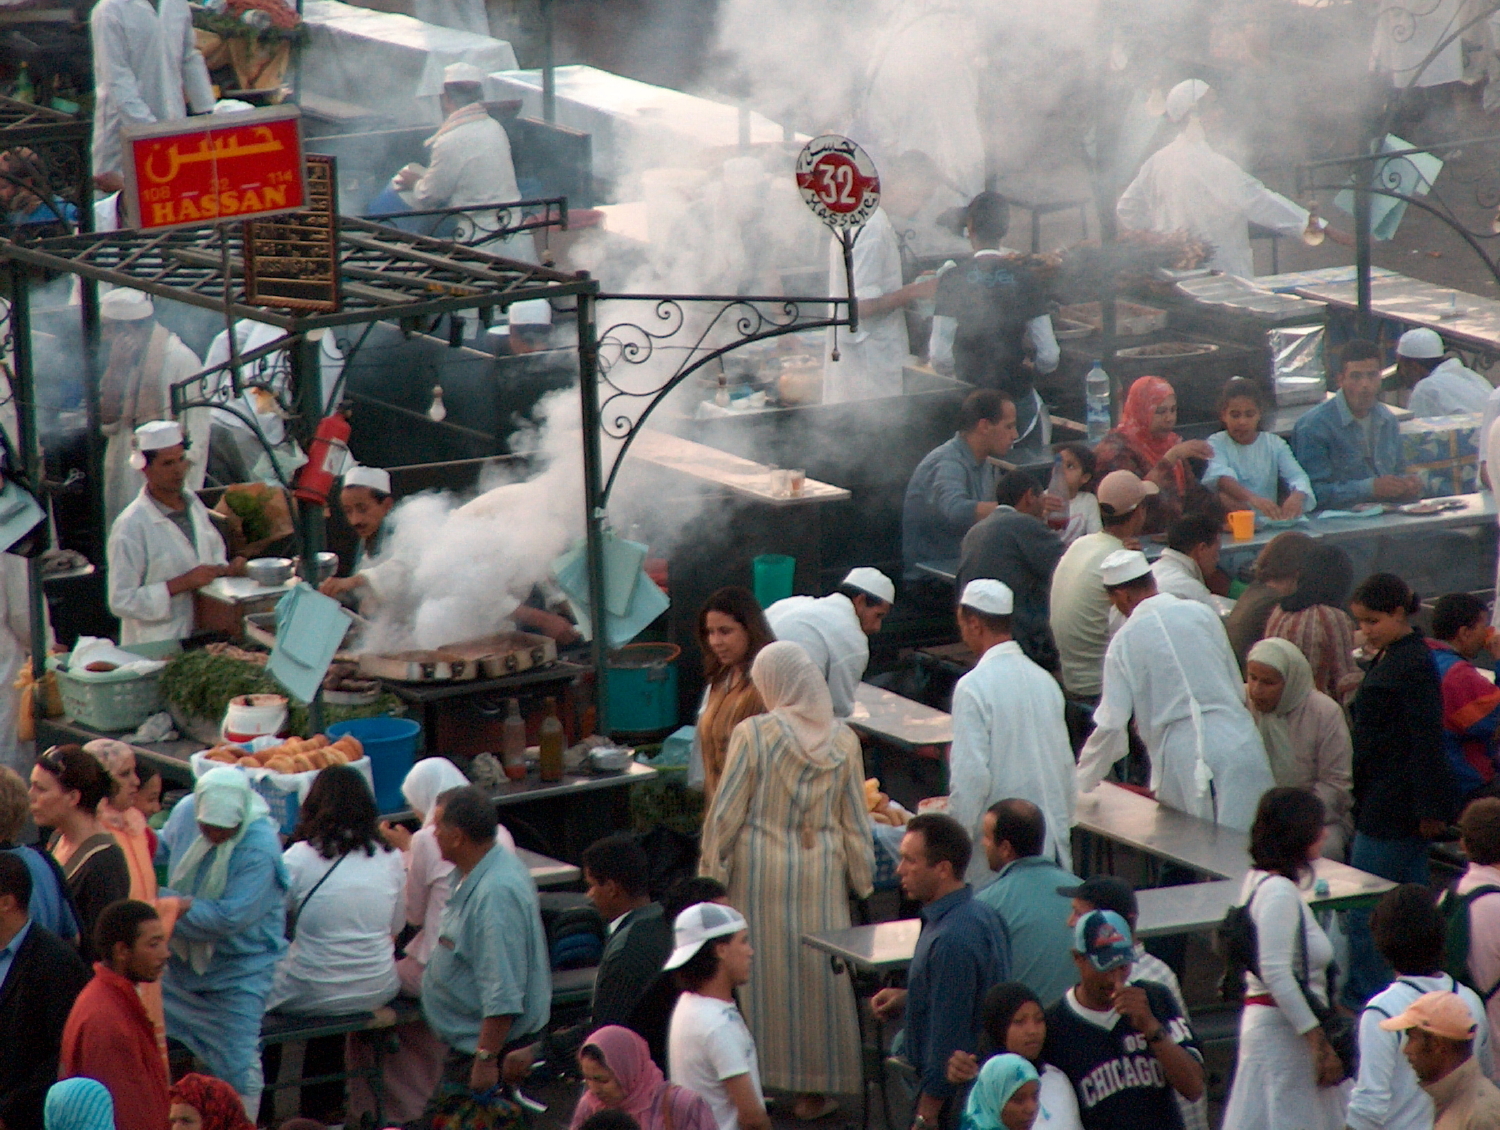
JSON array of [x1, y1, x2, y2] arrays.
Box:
[[327, 715, 421, 813], [606, 643, 681, 735], [752, 554, 795, 607]]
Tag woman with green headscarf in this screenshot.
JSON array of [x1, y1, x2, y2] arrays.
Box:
[[1245, 637, 1354, 860], [157, 766, 288, 1118], [961, 1053, 1041, 1130]]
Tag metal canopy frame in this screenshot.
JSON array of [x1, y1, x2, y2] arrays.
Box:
[[0, 95, 92, 239]]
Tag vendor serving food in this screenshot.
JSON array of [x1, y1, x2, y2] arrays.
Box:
[[107, 421, 246, 643], [319, 464, 396, 606]]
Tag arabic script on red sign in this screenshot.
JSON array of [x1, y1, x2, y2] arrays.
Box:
[[123, 109, 307, 232]]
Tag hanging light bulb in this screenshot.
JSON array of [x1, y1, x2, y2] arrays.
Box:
[[1303, 202, 1325, 247], [427, 386, 447, 423]]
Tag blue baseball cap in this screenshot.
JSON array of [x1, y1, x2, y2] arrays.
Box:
[[1074, 909, 1134, 972]]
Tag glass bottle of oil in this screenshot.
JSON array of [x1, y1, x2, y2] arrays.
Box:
[[538, 697, 565, 782]]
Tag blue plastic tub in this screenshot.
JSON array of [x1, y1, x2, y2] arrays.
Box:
[[605, 643, 680, 735], [327, 715, 421, 813]]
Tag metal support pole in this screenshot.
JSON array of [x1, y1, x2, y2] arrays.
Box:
[[1355, 175, 1373, 339], [575, 286, 609, 734], [9, 265, 46, 680], [290, 328, 325, 732], [541, 0, 556, 124], [79, 276, 103, 559]]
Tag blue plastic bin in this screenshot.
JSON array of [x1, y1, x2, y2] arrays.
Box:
[[327, 715, 421, 813]]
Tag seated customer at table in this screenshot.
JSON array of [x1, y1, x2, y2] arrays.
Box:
[[1292, 338, 1423, 507], [1396, 327, 1492, 418], [901, 389, 1018, 595], [1149, 514, 1220, 611], [1427, 593, 1500, 806], [956, 470, 1065, 672], [1225, 532, 1313, 670], [1204, 377, 1315, 520], [1092, 376, 1217, 535], [1263, 543, 1361, 702], [872, 815, 1010, 1129], [974, 801, 1078, 1007]]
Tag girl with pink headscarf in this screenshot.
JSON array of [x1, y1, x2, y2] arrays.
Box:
[[570, 1026, 716, 1130]]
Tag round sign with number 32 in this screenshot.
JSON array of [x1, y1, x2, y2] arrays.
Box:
[[795, 135, 881, 230]]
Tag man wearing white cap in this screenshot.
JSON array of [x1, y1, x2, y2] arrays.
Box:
[[1396, 327, 1492, 418], [664, 903, 768, 1130], [390, 63, 529, 262], [1117, 80, 1348, 280], [947, 579, 1075, 876], [97, 288, 207, 532], [319, 466, 398, 605], [1077, 549, 1273, 830], [764, 567, 894, 718], [107, 421, 242, 643]]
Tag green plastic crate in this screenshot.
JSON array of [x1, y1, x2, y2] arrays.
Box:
[[48, 640, 181, 733]]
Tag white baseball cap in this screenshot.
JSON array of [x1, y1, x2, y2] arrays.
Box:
[[507, 299, 553, 327], [959, 578, 1013, 615], [443, 62, 486, 85], [1099, 549, 1152, 587], [663, 901, 747, 971], [100, 288, 153, 322], [129, 420, 183, 470], [1396, 327, 1445, 359], [343, 465, 392, 495], [1165, 79, 1211, 123], [842, 566, 895, 606]]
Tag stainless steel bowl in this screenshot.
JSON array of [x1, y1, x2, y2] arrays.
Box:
[[245, 557, 294, 586], [313, 552, 339, 584]]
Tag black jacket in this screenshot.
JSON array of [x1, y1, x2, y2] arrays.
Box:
[[0, 922, 90, 1130], [1349, 630, 1454, 838]]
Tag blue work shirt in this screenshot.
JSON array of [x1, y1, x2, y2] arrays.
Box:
[[1290, 391, 1405, 509], [0, 918, 30, 991], [902, 433, 999, 578], [976, 855, 1079, 1007], [422, 843, 551, 1053], [905, 885, 1010, 1099], [2, 845, 78, 941]]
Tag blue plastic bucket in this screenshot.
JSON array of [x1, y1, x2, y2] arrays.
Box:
[[327, 715, 421, 813], [605, 643, 680, 735]]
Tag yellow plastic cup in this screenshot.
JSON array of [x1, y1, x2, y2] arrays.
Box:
[[1228, 510, 1255, 541]]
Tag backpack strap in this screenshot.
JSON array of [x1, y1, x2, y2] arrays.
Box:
[[1453, 886, 1500, 1002]]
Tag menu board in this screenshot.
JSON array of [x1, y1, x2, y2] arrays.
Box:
[[242, 154, 340, 313]]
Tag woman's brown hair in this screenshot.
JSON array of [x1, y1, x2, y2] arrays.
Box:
[[697, 586, 774, 683]]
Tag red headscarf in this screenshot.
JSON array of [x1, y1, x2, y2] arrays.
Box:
[[573, 1026, 667, 1128], [1116, 375, 1184, 491], [168, 1075, 253, 1130]]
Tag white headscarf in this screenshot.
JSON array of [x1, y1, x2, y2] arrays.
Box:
[[750, 640, 838, 760], [1246, 637, 1315, 787], [401, 757, 469, 825], [168, 766, 273, 973]]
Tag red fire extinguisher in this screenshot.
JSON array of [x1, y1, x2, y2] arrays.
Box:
[[294, 409, 352, 505]]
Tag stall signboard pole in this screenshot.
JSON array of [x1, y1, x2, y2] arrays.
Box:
[[7, 263, 46, 681], [795, 135, 879, 351], [575, 285, 609, 732]]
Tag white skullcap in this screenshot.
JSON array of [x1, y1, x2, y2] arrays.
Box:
[[129, 420, 183, 470], [443, 62, 486, 85], [100, 287, 153, 321], [343, 465, 392, 495], [843, 566, 895, 606], [1099, 548, 1152, 587], [1164, 79, 1212, 123], [1396, 327, 1445, 359], [213, 99, 255, 114], [507, 299, 553, 327], [959, 578, 1013, 616]]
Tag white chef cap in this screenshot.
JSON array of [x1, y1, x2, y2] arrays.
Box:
[[343, 465, 392, 495], [507, 299, 553, 327], [129, 420, 183, 470], [1396, 327, 1445, 359], [100, 288, 153, 322], [843, 566, 895, 606], [443, 62, 486, 86], [1099, 549, 1152, 587], [959, 578, 1013, 616], [1164, 79, 1212, 123]]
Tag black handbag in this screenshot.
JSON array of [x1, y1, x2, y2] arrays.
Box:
[[286, 851, 346, 942]]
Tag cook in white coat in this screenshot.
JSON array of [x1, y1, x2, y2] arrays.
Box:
[[1395, 327, 1493, 417], [391, 63, 532, 262], [947, 579, 1076, 877], [823, 154, 939, 403], [1078, 550, 1274, 830], [107, 421, 243, 644], [1116, 81, 1347, 280], [764, 567, 895, 718], [98, 288, 209, 533], [90, 0, 213, 187]]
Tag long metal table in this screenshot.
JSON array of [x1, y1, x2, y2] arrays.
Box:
[[847, 683, 953, 747]]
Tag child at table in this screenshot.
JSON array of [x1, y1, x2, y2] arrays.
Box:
[[1204, 378, 1316, 520], [1054, 443, 1101, 545]]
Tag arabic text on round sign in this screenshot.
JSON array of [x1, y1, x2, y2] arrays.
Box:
[[795, 135, 880, 230]]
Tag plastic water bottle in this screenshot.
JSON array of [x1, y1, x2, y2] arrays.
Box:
[[1086, 361, 1111, 441]]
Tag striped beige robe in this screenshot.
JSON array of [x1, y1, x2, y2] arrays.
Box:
[[699, 713, 874, 1094]]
